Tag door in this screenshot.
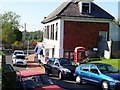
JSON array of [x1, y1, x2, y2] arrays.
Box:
[[89, 64, 100, 85], [79, 64, 90, 82], [52, 62, 60, 76], [51, 58, 60, 76]]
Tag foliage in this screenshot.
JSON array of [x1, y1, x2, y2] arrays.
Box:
[[1, 11, 22, 48], [22, 30, 43, 49]]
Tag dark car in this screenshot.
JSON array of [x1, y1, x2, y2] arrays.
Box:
[[44, 58, 78, 79], [2, 63, 16, 89], [74, 63, 120, 90], [16, 70, 63, 90]]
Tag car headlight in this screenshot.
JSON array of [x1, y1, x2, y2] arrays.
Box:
[[63, 68, 71, 73], [115, 80, 120, 83]]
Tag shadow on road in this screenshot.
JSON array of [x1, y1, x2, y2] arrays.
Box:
[[50, 76, 100, 90]]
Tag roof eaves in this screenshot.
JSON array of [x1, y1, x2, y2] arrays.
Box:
[[41, 16, 60, 24], [41, 0, 71, 24]]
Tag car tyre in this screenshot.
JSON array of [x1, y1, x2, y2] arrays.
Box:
[[76, 75, 82, 84], [101, 81, 109, 90], [58, 72, 63, 80]]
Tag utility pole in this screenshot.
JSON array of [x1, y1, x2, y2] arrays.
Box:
[[24, 23, 26, 31], [24, 23, 29, 56]]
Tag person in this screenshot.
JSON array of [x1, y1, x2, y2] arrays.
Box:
[[34, 54, 38, 63]]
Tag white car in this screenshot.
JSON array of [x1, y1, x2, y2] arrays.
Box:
[[12, 54, 27, 66], [12, 50, 25, 59]]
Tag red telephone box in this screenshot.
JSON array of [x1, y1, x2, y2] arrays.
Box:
[[74, 46, 86, 63]]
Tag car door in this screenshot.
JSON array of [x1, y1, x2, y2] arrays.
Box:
[[45, 58, 55, 74], [89, 64, 100, 85], [79, 64, 90, 82], [52, 62, 60, 76]]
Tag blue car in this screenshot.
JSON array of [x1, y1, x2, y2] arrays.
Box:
[[74, 63, 120, 90]]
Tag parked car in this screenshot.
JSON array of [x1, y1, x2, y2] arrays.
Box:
[[44, 58, 78, 79], [16, 70, 64, 90], [12, 50, 25, 58], [2, 63, 16, 89], [74, 63, 120, 90], [12, 54, 27, 66]]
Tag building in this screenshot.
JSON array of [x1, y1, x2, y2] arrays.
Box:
[[39, 0, 119, 59]]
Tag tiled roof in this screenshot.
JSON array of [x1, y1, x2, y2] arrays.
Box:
[[41, 1, 114, 24]]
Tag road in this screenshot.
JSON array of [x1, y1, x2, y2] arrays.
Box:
[[6, 55, 99, 90]]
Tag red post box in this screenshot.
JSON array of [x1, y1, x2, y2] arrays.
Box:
[[74, 46, 86, 63]]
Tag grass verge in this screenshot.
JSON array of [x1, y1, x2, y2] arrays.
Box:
[[90, 58, 120, 70]]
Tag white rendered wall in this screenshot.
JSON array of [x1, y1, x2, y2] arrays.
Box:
[[43, 19, 64, 58], [109, 21, 120, 41]]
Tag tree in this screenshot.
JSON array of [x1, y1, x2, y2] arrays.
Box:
[[1, 11, 22, 48]]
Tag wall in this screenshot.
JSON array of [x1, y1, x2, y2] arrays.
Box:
[[43, 19, 64, 58], [109, 21, 120, 58], [64, 21, 109, 51]]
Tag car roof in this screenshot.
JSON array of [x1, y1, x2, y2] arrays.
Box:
[[14, 50, 24, 52], [17, 70, 45, 77], [16, 54, 25, 56], [90, 63, 110, 65], [49, 58, 70, 60], [81, 63, 110, 66]]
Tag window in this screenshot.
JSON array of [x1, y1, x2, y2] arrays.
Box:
[[80, 64, 89, 71], [48, 59, 54, 65], [90, 65, 99, 74], [55, 23, 58, 40], [50, 24, 54, 40], [82, 3, 89, 13], [65, 52, 69, 59], [99, 31, 107, 41], [44, 26, 46, 38], [46, 26, 49, 39], [50, 25, 52, 39], [52, 24, 54, 40], [70, 52, 74, 59]]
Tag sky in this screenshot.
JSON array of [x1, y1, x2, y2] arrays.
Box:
[[0, 0, 119, 32]]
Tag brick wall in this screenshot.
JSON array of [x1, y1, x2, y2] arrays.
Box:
[[64, 21, 109, 51]]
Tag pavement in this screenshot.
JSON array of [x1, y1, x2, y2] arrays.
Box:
[[27, 54, 45, 72]]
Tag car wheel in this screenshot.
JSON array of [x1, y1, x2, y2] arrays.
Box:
[[102, 81, 109, 90], [58, 72, 63, 80], [76, 75, 82, 84]]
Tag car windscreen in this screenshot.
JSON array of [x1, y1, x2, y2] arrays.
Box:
[[22, 74, 54, 89], [59, 59, 73, 66], [16, 56, 25, 59], [97, 64, 119, 73], [14, 52, 24, 55]]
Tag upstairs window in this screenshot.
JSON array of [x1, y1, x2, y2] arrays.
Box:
[[82, 3, 89, 13], [55, 23, 58, 40], [46, 26, 49, 39], [50, 24, 54, 40]]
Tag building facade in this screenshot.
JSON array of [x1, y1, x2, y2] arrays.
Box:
[[40, 0, 119, 59]]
